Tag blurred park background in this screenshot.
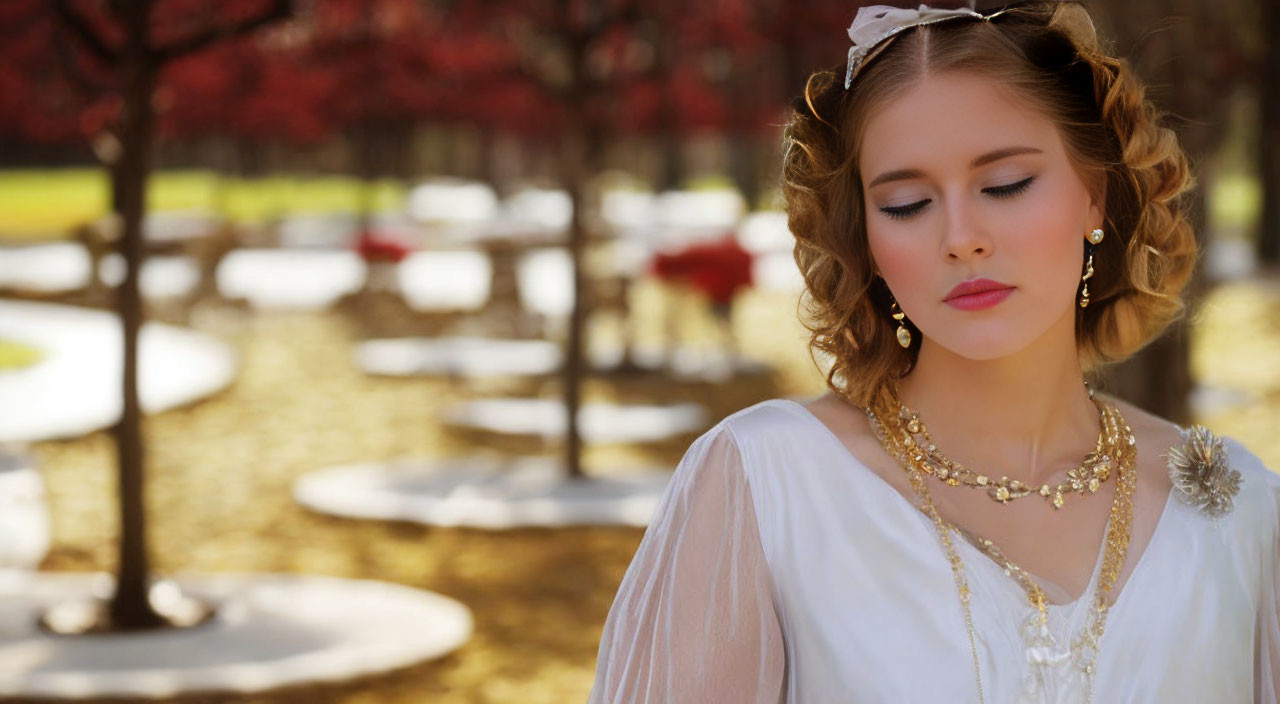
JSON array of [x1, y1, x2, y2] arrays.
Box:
[[0, 0, 1277, 702]]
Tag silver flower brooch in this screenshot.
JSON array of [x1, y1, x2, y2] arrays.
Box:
[[1166, 424, 1242, 518]]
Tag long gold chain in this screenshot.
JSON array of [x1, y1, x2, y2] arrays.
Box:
[[893, 381, 1118, 509], [863, 387, 1138, 703]]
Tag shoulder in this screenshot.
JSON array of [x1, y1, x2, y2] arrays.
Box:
[[1102, 392, 1280, 521], [1215, 434, 1280, 508], [677, 398, 826, 475], [661, 400, 812, 523], [1103, 392, 1275, 476], [673, 398, 802, 466], [708, 397, 818, 448]]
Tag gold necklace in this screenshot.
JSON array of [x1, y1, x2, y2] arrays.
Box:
[[894, 381, 1118, 509], [863, 388, 1138, 704]]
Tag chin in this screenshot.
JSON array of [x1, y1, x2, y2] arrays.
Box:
[[922, 327, 1041, 361], [920, 297, 1072, 361]]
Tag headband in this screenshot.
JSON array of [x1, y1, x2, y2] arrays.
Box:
[[844, 1, 1083, 89]]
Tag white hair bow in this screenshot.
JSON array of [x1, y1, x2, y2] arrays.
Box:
[[844, 2, 1013, 89]]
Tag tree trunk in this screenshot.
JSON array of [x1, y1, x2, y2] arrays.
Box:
[[1260, 0, 1280, 265], [1084, 0, 1240, 421], [560, 13, 603, 480], [355, 122, 377, 235], [109, 0, 165, 631], [658, 131, 682, 192], [728, 133, 761, 211], [562, 119, 589, 479]]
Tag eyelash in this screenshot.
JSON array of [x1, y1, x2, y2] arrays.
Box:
[[879, 176, 1037, 221]]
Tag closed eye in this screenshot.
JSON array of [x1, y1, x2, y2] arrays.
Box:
[[986, 175, 1036, 199], [878, 176, 1038, 221]]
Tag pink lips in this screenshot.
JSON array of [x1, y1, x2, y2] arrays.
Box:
[[944, 278, 1015, 311]]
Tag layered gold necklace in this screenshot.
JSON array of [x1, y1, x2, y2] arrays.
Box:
[[894, 385, 1121, 509], [862, 385, 1138, 704]]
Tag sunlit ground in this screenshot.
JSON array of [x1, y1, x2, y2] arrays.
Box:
[[0, 167, 1261, 240], [11, 272, 1277, 703], [1190, 278, 1280, 456], [0, 169, 742, 241]]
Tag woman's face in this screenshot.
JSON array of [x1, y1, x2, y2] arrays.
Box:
[[859, 70, 1104, 361]]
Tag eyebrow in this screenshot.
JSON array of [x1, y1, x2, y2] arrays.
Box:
[[866, 146, 1044, 189]]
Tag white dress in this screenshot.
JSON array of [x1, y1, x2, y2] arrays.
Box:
[[587, 398, 1280, 703]]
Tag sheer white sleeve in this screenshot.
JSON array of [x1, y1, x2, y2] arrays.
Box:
[[588, 424, 785, 704], [1259, 465, 1280, 701], [1253, 442, 1280, 704]]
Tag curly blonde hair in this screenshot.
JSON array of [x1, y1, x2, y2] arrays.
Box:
[[782, 1, 1199, 408]]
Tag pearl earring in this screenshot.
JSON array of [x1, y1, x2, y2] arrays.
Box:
[[1080, 228, 1103, 308]]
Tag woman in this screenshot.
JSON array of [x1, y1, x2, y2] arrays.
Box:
[[588, 1, 1279, 702]]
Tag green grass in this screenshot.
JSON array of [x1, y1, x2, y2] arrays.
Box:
[[0, 166, 1261, 242], [0, 339, 45, 371], [682, 173, 738, 192], [0, 169, 407, 241], [0, 170, 108, 237], [1209, 171, 1261, 235]]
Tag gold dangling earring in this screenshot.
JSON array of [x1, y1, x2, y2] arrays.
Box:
[[1080, 228, 1104, 308], [890, 299, 912, 348]]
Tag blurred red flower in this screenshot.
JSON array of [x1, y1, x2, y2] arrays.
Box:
[[354, 229, 412, 263], [650, 234, 755, 306]]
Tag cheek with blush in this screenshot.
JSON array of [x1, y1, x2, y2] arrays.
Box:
[[1010, 208, 1091, 308], [867, 232, 937, 311]]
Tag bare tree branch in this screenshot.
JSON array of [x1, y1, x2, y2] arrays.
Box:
[[154, 0, 292, 63], [53, 22, 116, 96], [52, 0, 119, 65]]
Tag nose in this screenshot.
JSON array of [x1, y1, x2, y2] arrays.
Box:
[[940, 196, 993, 262]]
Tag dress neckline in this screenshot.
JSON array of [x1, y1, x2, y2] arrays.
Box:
[[776, 398, 1179, 613]]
